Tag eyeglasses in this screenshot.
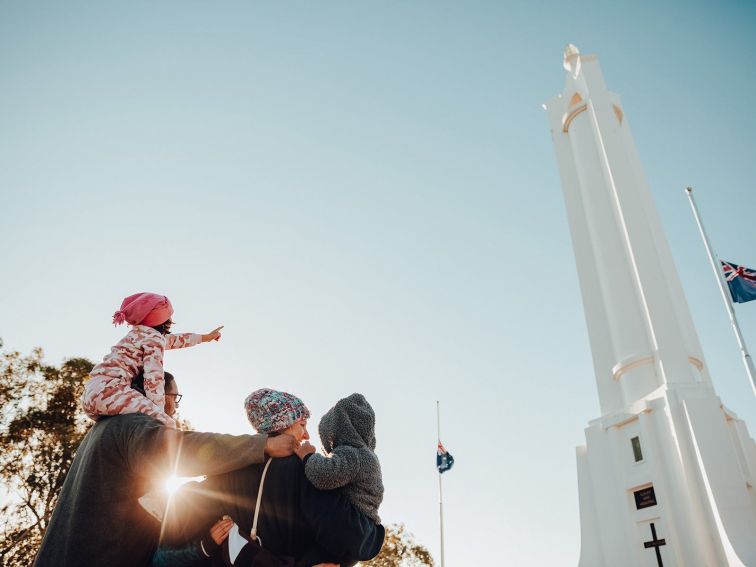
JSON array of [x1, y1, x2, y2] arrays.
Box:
[[165, 393, 183, 403]]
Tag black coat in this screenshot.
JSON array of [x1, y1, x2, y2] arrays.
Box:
[[33, 414, 269, 567], [164, 456, 384, 567]]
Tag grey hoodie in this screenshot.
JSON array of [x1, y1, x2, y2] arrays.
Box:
[[304, 393, 384, 523]]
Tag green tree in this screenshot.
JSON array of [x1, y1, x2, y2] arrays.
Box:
[[0, 339, 94, 567], [360, 524, 435, 567]]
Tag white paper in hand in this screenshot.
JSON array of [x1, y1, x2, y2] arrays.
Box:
[[227, 523, 246, 564]]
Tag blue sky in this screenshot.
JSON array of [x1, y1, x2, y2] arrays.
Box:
[[1, 1, 755, 565]]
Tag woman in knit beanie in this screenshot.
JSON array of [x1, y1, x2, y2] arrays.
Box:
[[244, 388, 311, 443], [171, 389, 384, 566], [81, 292, 224, 428]]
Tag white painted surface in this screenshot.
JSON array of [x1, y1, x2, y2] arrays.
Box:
[[545, 45, 756, 566]]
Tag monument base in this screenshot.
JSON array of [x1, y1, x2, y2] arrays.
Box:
[[577, 384, 756, 566]]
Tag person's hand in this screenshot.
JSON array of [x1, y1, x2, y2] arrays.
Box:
[[199, 516, 233, 558], [295, 441, 316, 460], [264, 434, 298, 457], [209, 516, 234, 545], [202, 326, 224, 343]]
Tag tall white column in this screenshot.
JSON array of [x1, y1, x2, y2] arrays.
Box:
[[545, 46, 756, 566], [544, 46, 708, 415]]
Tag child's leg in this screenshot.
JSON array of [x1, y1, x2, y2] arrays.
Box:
[[82, 378, 175, 427]]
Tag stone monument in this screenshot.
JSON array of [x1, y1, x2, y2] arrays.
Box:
[[544, 45, 756, 566]]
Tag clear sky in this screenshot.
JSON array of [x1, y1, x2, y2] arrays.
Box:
[[1, 1, 755, 565]]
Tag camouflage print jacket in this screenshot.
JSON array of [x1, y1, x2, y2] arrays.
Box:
[[83, 325, 201, 423]]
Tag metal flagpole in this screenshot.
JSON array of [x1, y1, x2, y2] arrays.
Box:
[[436, 400, 446, 567], [686, 187, 756, 396]]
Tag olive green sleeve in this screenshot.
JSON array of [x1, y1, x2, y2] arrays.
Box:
[[125, 415, 267, 478]]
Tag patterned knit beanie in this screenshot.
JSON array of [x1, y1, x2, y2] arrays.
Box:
[[244, 388, 311, 433], [112, 292, 174, 326]]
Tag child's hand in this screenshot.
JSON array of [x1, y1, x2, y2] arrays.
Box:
[[202, 326, 224, 343], [209, 516, 234, 545], [199, 516, 234, 557], [295, 441, 317, 460]]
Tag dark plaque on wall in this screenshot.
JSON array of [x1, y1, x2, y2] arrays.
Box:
[[634, 486, 657, 510]]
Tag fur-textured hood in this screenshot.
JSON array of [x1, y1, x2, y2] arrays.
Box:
[[307, 393, 383, 523], [319, 393, 376, 452]]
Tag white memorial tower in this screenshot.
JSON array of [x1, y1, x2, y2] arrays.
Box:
[[544, 45, 756, 566]]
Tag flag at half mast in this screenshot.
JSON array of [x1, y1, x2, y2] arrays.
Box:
[[722, 260, 756, 303], [437, 441, 454, 474]]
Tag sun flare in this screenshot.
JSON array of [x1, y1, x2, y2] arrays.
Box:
[[163, 475, 188, 496]]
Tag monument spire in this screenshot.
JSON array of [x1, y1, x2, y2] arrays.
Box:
[[545, 43, 711, 416], [545, 46, 756, 566], [563, 43, 580, 74]]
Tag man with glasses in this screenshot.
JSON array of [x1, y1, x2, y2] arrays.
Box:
[[34, 372, 298, 567], [163, 372, 182, 418]]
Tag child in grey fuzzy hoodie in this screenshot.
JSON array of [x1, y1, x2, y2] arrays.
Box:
[[297, 393, 384, 524]]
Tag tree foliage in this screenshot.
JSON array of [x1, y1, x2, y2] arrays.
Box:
[[360, 524, 435, 567], [0, 339, 94, 567]]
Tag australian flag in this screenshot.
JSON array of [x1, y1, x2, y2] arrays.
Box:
[[721, 261, 756, 303], [436, 441, 454, 474]]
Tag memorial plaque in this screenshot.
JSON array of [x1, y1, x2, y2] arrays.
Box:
[[634, 486, 657, 509]]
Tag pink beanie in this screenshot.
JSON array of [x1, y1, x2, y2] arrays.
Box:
[[112, 293, 174, 327]]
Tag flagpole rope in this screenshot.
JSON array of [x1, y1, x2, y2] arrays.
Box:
[[686, 187, 756, 396]]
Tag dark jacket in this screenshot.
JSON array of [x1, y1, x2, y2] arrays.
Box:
[[33, 413, 268, 567], [164, 456, 384, 567]]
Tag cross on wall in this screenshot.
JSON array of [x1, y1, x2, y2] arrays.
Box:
[[643, 522, 667, 566]]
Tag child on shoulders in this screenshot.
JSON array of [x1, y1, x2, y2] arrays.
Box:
[[81, 292, 222, 428]]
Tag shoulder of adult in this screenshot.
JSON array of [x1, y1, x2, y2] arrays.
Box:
[[269, 454, 305, 477], [213, 454, 302, 482], [101, 412, 162, 432], [82, 414, 166, 473], [112, 413, 166, 446]]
